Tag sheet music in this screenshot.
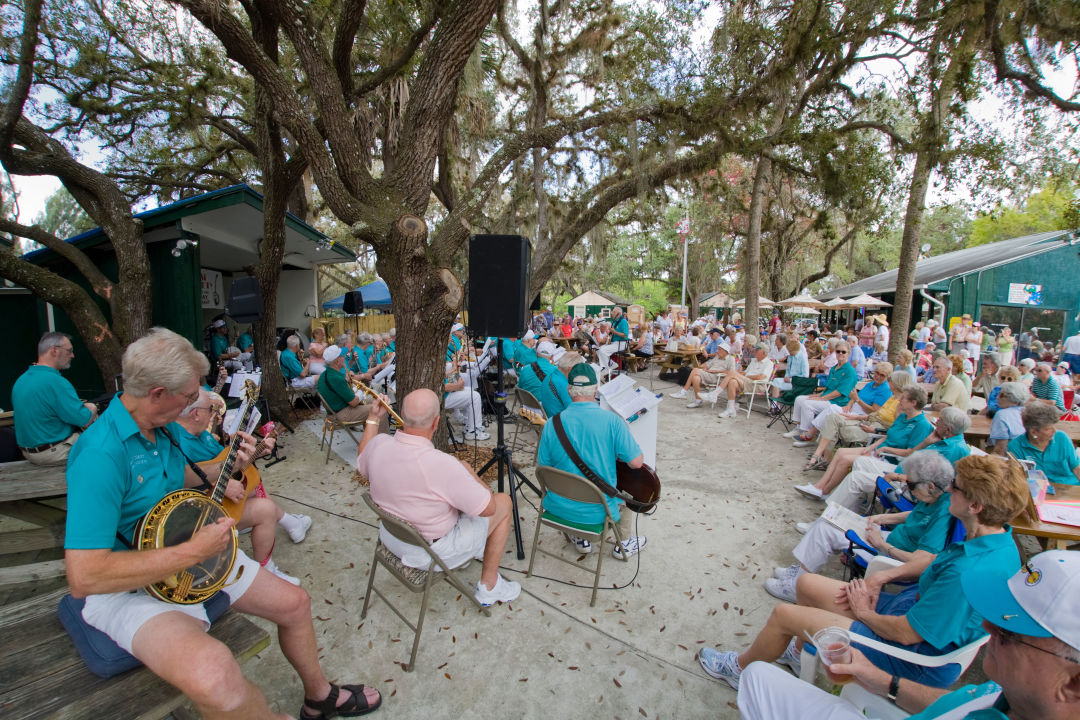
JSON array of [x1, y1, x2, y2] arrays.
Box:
[[227, 372, 262, 398], [223, 404, 261, 436], [821, 502, 868, 535]]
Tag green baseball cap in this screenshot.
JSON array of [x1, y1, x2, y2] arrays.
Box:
[[567, 363, 598, 387]]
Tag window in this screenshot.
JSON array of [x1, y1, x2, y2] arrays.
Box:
[[979, 305, 1065, 346]]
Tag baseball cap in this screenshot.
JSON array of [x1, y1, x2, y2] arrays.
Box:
[[709, 327, 722, 335], [323, 345, 342, 363], [567, 363, 598, 387], [1059, 361, 1070, 368], [537, 340, 556, 357], [212, 319, 226, 328], [962, 550, 1080, 652], [451, 323, 464, 332]]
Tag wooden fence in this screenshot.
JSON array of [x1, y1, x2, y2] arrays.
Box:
[[310, 315, 396, 339]]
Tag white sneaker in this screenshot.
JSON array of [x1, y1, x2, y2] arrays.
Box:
[[698, 648, 742, 689], [686, 399, 703, 408], [794, 483, 824, 500], [464, 429, 491, 441], [286, 513, 312, 543], [474, 573, 521, 606], [613, 535, 647, 559], [264, 558, 301, 586], [776, 639, 802, 676], [763, 572, 799, 603], [717, 406, 736, 418], [701, 390, 717, 404], [565, 532, 592, 554], [795, 522, 811, 534], [670, 388, 688, 399], [773, 563, 801, 579], [792, 439, 817, 448], [781, 429, 801, 439]]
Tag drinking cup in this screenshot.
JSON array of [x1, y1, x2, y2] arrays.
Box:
[[813, 626, 854, 684]]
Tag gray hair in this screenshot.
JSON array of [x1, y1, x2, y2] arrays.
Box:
[[902, 449, 955, 492], [775, 333, 788, 345], [388, 328, 397, 337], [179, 388, 210, 418], [997, 381, 1029, 406], [122, 328, 210, 397], [557, 351, 583, 370], [358, 332, 373, 344], [38, 332, 72, 356], [889, 370, 914, 391], [568, 382, 597, 399], [982, 352, 1001, 368], [835, 341, 851, 353], [286, 335, 301, 349], [937, 406, 971, 436], [335, 334, 348, 347], [903, 384, 928, 406], [1022, 400, 1061, 431]]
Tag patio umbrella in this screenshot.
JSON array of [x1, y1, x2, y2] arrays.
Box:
[[787, 306, 820, 315], [843, 292, 891, 308], [777, 293, 826, 309], [822, 297, 849, 307], [733, 296, 776, 307]]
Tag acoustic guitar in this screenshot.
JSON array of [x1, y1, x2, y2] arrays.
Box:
[[200, 420, 280, 521], [517, 408, 661, 513]]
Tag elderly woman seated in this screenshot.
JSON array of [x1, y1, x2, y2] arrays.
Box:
[[766, 450, 955, 603], [1008, 401, 1080, 485], [799, 370, 913, 472], [769, 338, 809, 399], [716, 343, 775, 418], [795, 404, 967, 507], [986, 381, 1028, 455], [700, 454, 1028, 691], [980, 364, 1020, 416], [789, 359, 892, 449], [782, 342, 857, 442]]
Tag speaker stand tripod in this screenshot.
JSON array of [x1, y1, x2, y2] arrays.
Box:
[[476, 344, 539, 560]]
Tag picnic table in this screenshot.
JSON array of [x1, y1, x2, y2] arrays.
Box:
[[1012, 483, 1080, 551], [937, 413, 1080, 448], [552, 336, 578, 350], [655, 347, 701, 373]]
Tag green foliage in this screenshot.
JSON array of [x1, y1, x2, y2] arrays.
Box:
[[969, 182, 1078, 246], [34, 187, 93, 241]]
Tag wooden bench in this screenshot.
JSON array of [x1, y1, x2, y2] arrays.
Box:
[[0, 588, 271, 719], [0, 462, 69, 604]]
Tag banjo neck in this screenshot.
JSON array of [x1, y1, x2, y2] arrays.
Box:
[[209, 381, 259, 505]]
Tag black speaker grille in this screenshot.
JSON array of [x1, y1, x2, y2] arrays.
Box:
[[467, 234, 531, 337]]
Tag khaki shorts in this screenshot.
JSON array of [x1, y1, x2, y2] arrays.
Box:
[[379, 513, 490, 571]]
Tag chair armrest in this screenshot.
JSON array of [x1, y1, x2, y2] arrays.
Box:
[[845, 529, 878, 556], [849, 632, 989, 668], [864, 555, 903, 579]]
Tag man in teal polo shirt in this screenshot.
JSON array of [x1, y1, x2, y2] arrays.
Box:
[[209, 319, 240, 367], [280, 335, 316, 389], [517, 343, 559, 411], [12, 332, 98, 465], [64, 327, 382, 720], [534, 350, 576, 418], [537, 363, 646, 558], [597, 306, 630, 370]]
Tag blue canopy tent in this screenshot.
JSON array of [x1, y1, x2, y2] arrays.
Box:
[[322, 279, 392, 312]]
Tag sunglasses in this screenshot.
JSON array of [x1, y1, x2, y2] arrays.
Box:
[[836, 350, 849, 354]]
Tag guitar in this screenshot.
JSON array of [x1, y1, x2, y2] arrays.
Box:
[[133, 379, 261, 604], [201, 420, 280, 519], [517, 408, 661, 513]]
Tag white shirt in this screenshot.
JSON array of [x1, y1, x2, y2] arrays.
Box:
[[1062, 334, 1080, 355]]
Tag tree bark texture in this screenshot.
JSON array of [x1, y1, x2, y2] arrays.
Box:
[[743, 153, 771, 339]]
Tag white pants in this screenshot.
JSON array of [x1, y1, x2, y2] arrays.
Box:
[[793, 517, 886, 572], [827, 456, 897, 511], [737, 662, 868, 720], [793, 395, 834, 432], [444, 389, 483, 432], [812, 404, 866, 433], [598, 341, 627, 368], [290, 375, 317, 390]]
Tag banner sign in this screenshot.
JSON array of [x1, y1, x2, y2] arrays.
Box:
[[201, 268, 224, 309], [1008, 283, 1043, 306]]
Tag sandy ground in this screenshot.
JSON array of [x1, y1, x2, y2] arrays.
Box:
[[200, 371, 993, 720]]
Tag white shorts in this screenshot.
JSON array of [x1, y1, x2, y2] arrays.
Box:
[[81, 549, 261, 654], [379, 513, 489, 571]]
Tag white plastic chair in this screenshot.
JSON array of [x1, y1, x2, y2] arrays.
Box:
[[743, 364, 778, 417]]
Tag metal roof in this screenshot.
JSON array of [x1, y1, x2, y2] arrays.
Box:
[[816, 229, 1078, 300]]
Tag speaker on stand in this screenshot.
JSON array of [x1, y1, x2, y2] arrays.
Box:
[[466, 234, 538, 560], [343, 290, 364, 336]]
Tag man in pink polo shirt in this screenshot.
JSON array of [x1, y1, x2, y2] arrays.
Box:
[[358, 388, 520, 606]]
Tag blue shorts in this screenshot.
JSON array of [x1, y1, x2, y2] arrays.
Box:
[[849, 585, 962, 688], [1064, 353, 1080, 376]]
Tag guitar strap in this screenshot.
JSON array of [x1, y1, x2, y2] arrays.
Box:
[[547, 375, 560, 400], [551, 414, 627, 502], [531, 361, 547, 382]]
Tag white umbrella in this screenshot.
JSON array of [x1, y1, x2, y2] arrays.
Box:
[[777, 293, 826, 309], [843, 292, 891, 308], [733, 296, 776, 308], [822, 297, 849, 307], [788, 306, 820, 315]]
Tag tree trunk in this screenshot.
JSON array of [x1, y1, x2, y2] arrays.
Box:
[[888, 149, 934, 362], [744, 153, 770, 339]]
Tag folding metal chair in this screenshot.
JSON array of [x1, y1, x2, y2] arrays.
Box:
[[317, 391, 364, 464]]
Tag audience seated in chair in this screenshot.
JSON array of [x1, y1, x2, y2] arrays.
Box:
[[669, 341, 736, 408], [1007, 400, 1080, 485], [715, 343, 775, 418], [783, 342, 857, 441], [788, 362, 894, 452]]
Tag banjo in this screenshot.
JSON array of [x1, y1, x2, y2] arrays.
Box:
[[133, 379, 260, 604]]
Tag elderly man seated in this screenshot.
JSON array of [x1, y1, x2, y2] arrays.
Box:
[[359, 389, 519, 606], [737, 550, 1080, 720], [1030, 362, 1066, 411], [1008, 400, 1080, 485], [316, 346, 391, 430], [783, 342, 857, 440], [443, 359, 489, 442], [926, 354, 969, 412], [281, 334, 317, 390], [715, 343, 775, 418], [972, 351, 1001, 398], [766, 450, 954, 602], [769, 338, 809, 399], [796, 403, 966, 508], [789, 362, 894, 451], [670, 341, 737, 408]]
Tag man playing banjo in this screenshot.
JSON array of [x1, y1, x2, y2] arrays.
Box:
[[64, 328, 381, 720]]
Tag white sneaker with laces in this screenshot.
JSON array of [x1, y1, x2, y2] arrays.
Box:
[[612, 535, 647, 559], [564, 532, 592, 554], [264, 558, 301, 586], [686, 399, 703, 408], [286, 513, 312, 543], [670, 388, 688, 399], [474, 573, 521, 606], [776, 639, 802, 676], [698, 648, 742, 689], [773, 563, 801, 579], [794, 483, 824, 500], [792, 439, 817, 448], [718, 406, 737, 418], [464, 429, 491, 441], [763, 573, 799, 602], [781, 429, 801, 439]]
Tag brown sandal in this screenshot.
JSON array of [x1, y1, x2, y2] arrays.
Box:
[[300, 683, 382, 719]]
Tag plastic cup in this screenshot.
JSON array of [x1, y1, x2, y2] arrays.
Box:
[[813, 626, 854, 685]]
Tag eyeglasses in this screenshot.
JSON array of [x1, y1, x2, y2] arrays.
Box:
[[949, 478, 965, 494], [992, 625, 1080, 664], [189, 406, 212, 413]]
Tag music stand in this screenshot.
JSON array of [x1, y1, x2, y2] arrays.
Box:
[[476, 342, 540, 560]]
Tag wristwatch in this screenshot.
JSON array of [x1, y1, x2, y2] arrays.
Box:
[[887, 674, 900, 701]]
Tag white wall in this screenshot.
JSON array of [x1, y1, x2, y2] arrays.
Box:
[[277, 269, 317, 340]]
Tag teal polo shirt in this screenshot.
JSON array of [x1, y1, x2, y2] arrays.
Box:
[[886, 491, 953, 554], [1008, 431, 1079, 485], [514, 341, 538, 366], [537, 370, 572, 418], [376, 347, 392, 364], [537, 401, 642, 524], [211, 333, 228, 360], [176, 426, 225, 463], [65, 397, 188, 551], [857, 379, 892, 408], [280, 350, 304, 380], [355, 345, 375, 372], [343, 346, 360, 373], [907, 528, 1020, 650], [613, 316, 629, 342], [897, 434, 970, 475], [883, 412, 934, 450], [518, 358, 557, 402], [908, 682, 1005, 720], [824, 363, 857, 406], [237, 333, 253, 352], [317, 366, 356, 413], [446, 335, 462, 362], [11, 365, 93, 447]]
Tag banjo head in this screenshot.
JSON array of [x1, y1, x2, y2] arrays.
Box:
[[137, 490, 238, 604]]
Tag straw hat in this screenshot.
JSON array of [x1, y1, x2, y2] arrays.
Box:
[[874, 314, 889, 326]]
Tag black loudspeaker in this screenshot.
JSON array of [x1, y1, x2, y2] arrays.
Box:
[[227, 276, 262, 323], [530, 294, 542, 312], [468, 234, 531, 337], [343, 290, 364, 315]]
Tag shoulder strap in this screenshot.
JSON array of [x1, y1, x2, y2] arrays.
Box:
[[551, 414, 620, 499], [547, 375, 560, 399], [160, 426, 213, 491], [531, 361, 547, 382]]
